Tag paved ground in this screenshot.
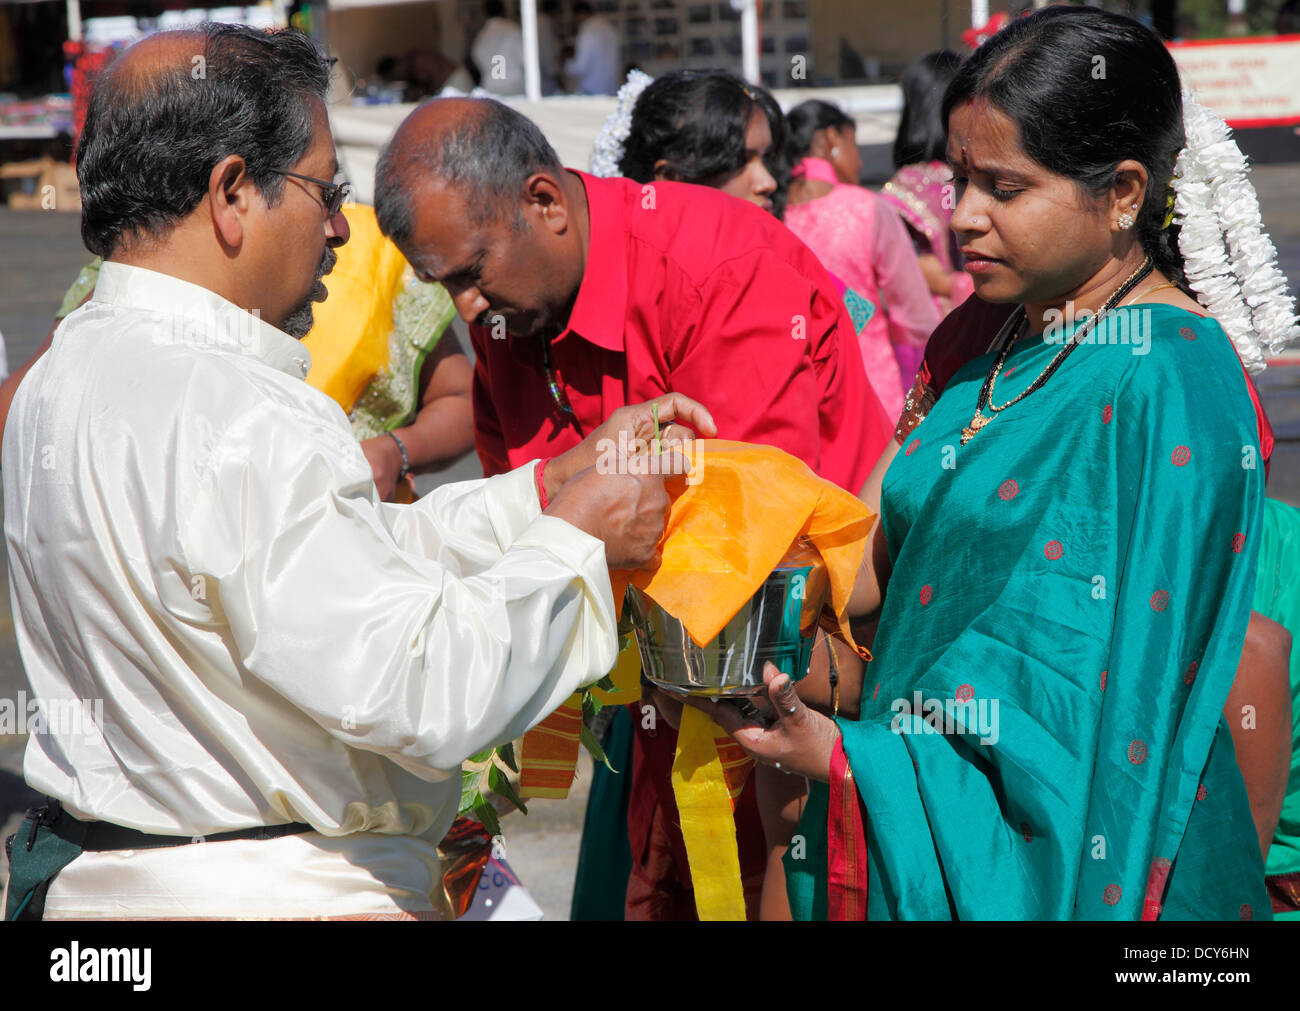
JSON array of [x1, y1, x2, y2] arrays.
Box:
[[0, 161, 1297, 918]]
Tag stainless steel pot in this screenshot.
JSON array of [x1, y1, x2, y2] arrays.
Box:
[[628, 539, 829, 697]]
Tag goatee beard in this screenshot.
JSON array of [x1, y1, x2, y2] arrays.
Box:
[[282, 245, 338, 340]]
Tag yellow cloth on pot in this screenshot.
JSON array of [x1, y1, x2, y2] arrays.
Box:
[[618, 440, 873, 653], [622, 439, 874, 920]]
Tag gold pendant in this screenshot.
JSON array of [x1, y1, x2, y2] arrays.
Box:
[[961, 412, 990, 445]]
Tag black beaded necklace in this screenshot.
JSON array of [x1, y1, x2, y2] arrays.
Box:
[[961, 256, 1153, 445]]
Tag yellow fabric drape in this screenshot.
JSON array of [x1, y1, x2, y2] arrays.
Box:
[[302, 204, 409, 414]]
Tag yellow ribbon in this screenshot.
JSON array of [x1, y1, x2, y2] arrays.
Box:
[[670, 706, 747, 920]]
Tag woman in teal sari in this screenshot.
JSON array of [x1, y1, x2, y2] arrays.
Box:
[[698, 6, 1295, 920]]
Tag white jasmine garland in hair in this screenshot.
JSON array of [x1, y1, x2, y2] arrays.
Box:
[[1172, 92, 1300, 372], [590, 69, 653, 178]]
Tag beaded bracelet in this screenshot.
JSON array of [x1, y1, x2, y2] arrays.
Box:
[[385, 430, 410, 480]]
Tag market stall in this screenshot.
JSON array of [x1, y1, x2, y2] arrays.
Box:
[[0, 0, 289, 209]]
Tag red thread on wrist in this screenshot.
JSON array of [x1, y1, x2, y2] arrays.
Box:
[[535, 458, 551, 510]]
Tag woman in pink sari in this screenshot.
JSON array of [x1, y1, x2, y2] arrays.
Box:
[[881, 51, 975, 325], [783, 100, 940, 413]]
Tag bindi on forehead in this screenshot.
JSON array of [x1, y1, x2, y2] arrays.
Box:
[[947, 108, 1034, 181]]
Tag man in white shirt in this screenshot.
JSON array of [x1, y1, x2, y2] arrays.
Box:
[[564, 1, 621, 96], [2, 24, 710, 920], [471, 0, 525, 96]]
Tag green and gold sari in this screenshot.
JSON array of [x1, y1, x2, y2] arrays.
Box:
[[788, 305, 1270, 920]]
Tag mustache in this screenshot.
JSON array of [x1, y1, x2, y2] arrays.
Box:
[[317, 244, 338, 282], [280, 244, 339, 340]]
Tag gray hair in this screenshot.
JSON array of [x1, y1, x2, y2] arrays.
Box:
[[375, 98, 563, 247], [79, 24, 332, 258]]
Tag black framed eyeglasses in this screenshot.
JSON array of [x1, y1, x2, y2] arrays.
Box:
[[270, 169, 351, 216]]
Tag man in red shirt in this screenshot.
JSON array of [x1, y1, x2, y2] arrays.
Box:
[[375, 97, 893, 919]]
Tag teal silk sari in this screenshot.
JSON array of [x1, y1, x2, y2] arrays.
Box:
[[787, 305, 1270, 920]]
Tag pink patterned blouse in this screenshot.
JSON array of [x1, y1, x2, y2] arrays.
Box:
[[784, 159, 941, 418]]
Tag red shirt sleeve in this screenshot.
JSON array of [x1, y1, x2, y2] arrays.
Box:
[[658, 249, 887, 494]]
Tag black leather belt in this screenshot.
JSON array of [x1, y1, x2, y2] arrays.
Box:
[[21, 797, 313, 853], [5, 798, 315, 921]]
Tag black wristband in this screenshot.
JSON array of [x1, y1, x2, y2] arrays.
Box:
[[386, 430, 410, 480]]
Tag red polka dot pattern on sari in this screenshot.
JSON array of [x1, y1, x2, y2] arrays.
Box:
[[1240, 904, 1252, 921], [1100, 669, 1108, 691], [1179, 326, 1197, 341], [1103, 884, 1122, 906], [1021, 822, 1033, 843], [1151, 590, 1170, 612], [1128, 740, 1148, 765], [1185, 661, 1198, 686], [906, 438, 920, 456], [1044, 540, 1063, 560], [919, 585, 932, 606], [955, 684, 974, 702], [1102, 404, 1113, 424], [1232, 532, 1246, 553], [1171, 445, 1191, 467], [998, 479, 1019, 501], [1197, 783, 1207, 801]]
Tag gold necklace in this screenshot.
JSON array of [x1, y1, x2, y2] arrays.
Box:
[[1121, 280, 1181, 306], [962, 256, 1153, 445]]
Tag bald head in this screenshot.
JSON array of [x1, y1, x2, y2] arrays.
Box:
[[78, 23, 331, 257], [375, 97, 563, 249], [103, 29, 207, 90]]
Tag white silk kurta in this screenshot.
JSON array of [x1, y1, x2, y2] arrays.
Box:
[[2, 260, 617, 918]]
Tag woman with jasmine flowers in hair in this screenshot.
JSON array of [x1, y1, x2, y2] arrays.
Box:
[[607, 69, 790, 217], [698, 5, 1300, 920]]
